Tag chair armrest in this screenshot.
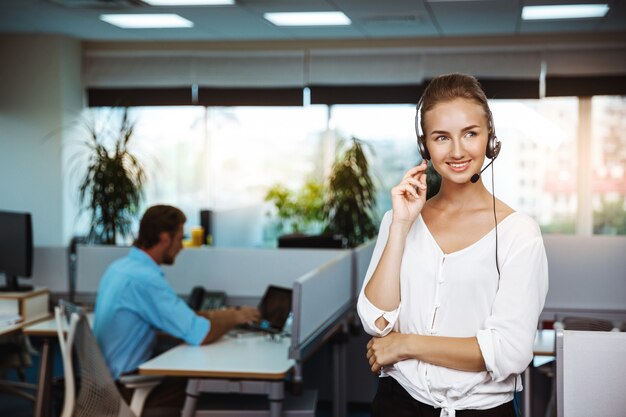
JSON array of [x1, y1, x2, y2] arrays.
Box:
[[118, 374, 163, 389]]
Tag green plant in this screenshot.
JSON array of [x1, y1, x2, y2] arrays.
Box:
[[323, 137, 377, 247], [77, 109, 146, 244], [593, 198, 626, 235], [264, 180, 326, 234]]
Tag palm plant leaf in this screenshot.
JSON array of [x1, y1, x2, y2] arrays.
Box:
[[77, 108, 145, 244], [324, 137, 378, 247]]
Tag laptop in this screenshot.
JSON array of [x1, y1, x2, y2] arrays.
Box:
[[244, 285, 292, 334]]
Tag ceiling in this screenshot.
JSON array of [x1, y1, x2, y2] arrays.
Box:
[[0, 0, 624, 43]]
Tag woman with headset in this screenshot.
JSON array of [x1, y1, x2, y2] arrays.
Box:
[[357, 73, 549, 417]]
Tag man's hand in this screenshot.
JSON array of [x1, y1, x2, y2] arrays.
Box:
[[366, 332, 410, 373], [231, 306, 260, 325], [200, 306, 260, 344]]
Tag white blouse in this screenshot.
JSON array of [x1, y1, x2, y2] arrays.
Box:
[[357, 210, 549, 417]]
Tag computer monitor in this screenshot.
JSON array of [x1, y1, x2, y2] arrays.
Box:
[[0, 210, 34, 292]]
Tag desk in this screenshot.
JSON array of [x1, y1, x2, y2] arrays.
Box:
[[139, 332, 294, 417], [23, 313, 93, 417], [0, 321, 25, 336], [523, 329, 556, 417]]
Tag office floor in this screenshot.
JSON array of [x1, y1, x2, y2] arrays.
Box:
[[0, 393, 371, 417]]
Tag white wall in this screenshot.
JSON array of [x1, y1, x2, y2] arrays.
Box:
[[0, 34, 82, 246]]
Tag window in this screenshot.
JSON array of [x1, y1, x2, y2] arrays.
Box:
[[490, 98, 578, 234], [77, 106, 328, 246], [72, 94, 621, 247], [591, 96, 626, 235]]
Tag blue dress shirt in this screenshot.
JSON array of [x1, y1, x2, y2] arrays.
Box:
[[94, 247, 210, 379]]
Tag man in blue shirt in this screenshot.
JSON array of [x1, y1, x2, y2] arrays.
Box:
[[94, 205, 259, 406]]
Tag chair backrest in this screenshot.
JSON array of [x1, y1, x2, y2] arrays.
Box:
[[556, 329, 626, 417], [55, 300, 135, 417], [561, 316, 615, 332]]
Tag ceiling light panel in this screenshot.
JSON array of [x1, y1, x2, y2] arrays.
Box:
[[142, 0, 235, 5], [100, 14, 194, 28], [522, 4, 609, 20], [264, 12, 351, 26]]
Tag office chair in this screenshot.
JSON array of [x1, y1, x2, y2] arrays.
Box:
[[55, 300, 162, 417]]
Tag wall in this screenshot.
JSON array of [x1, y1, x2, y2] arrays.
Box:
[[0, 34, 82, 246]]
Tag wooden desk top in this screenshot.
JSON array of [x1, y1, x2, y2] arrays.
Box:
[[0, 321, 25, 336], [139, 332, 294, 380], [23, 313, 93, 337], [1, 314, 53, 337]]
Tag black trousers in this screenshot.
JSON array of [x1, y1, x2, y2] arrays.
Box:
[[372, 377, 516, 417]]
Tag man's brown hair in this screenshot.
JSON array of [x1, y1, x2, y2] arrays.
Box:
[[134, 205, 186, 249]]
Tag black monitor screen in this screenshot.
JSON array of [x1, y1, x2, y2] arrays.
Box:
[[0, 211, 33, 292]]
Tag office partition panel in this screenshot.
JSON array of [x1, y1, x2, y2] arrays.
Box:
[[556, 330, 626, 417], [290, 252, 352, 358]]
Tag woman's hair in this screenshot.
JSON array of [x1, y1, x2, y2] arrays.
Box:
[[417, 73, 493, 138], [134, 205, 186, 249]]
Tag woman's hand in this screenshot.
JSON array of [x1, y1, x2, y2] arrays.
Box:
[[391, 161, 428, 227], [366, 332, 411, 373]]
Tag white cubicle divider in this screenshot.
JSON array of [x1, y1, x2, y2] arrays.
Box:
[[351, 240, 375, 300], [75, 244, 346, 297], [164, 247, 345, 296], [556, 330, 626, 417], [75, 245, 129, 293], [30, 246, 69, 292], [542, 235, 626, 321], [290, 251, 352, 359]]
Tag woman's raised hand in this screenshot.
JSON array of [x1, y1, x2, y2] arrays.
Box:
[[390, 161, 428, 226]]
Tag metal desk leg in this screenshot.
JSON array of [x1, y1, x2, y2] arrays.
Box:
[[332, 336, 347, 417], [182, 378, 201, 417], [268, 380, 285, 417], [34, 337, 53, 417], [523, 367, 531, 417]]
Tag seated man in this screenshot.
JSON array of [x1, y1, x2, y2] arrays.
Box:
[[94, 205, 259, 407]]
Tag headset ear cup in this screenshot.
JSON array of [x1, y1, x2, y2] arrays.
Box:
[[486, 135, 501, 159], [418, 136, 430, 160]]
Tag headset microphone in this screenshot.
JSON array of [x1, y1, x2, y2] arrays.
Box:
[[470, 158, 496, 184]]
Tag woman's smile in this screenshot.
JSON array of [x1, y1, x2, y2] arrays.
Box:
[[446, 160, 472, 172]]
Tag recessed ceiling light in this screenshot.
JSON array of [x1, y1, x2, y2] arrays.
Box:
[[100, 14, 194, 28], [142, 0, 234, 5], [522, 4, 609, 20], [264, 12, 351, 26]]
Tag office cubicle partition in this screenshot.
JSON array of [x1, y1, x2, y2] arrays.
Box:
[[289, 251, 352, 360], [30, 247, 70, 293], [556, 330, 626, 417], [351, 240, 375, 301], [74, 245, 345, 297], [542, 235, 626, 323]]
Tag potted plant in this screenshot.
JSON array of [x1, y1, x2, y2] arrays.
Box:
[[76, 109, 146, 245], [323, 137, 378, 248], [264, 180, 326, 235]]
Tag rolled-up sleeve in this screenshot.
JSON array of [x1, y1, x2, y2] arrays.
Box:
[[129, 280, 210, 346], [476, 235, 549, 382], [357, 211, 401, 336]]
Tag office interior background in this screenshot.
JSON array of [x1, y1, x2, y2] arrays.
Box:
[[1, 0, 626, 416], [1, 0, 625, 247]]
